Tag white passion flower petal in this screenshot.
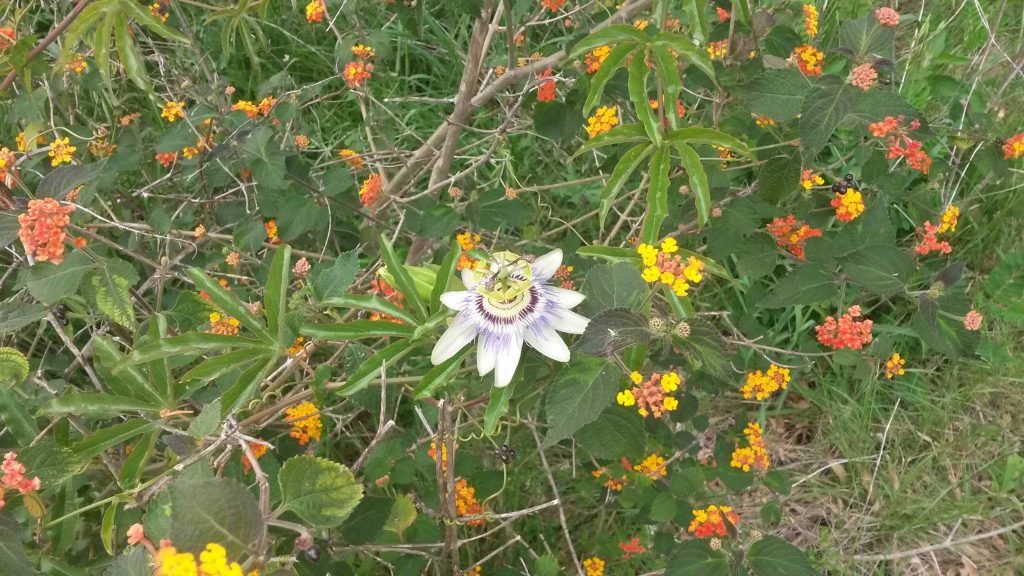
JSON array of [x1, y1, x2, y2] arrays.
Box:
[[430, 248, 590, 388]]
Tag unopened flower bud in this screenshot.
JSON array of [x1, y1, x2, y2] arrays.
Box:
[[648, 317, 666, 332], [711, 206, 723, 218], [927, 281, 945, 299], [751, 530, 763, 542], [675, 321, 691, 338], [678, 185, 690, 195], [710, 538, 722, 550]]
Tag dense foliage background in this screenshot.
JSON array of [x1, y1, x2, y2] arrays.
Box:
[[0, 0, 1022, 574]]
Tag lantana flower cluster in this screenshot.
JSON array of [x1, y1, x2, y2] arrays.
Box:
[[0, 452, 41, 509], [206, 312, 240, 336], [154, 541, 258, 576], [740, 364, 790, 401], [584, 46, 610, 73], [285, 401, 323, 445], [815, 305, 873, 350], [343, 43, 375, 89], [706, 40, 728, 61], [49, 136, 76, 166], [831, 188, 865, 223], [536, 68, 557, 102], [585, 105, 619, 138], [688, 505, 740, 539], [454, 478, 486, 526], [591, 458, 631, 491], [583, 557, 605, 576], [616, 370, 683, 418], [915, 205, 959, 256], [1003, 133, 1024, 160], [849, 62, 879, 91], [800, 168, 824, 190], [305, 0, 326, 23], [884, 352, 906, 379], [633, 453, 668, 480], [869, 115, 931, 174], [240, 441, 268, 474], [637, 238, 705, 297], [369, 275, 405, 322], [730, 422, 770, 473], [874, 6, 901, 27], [766, 215, 822, 260], [358, 173, 383, 208], [803, 4, 819, 37], [456, 231, 483, 271], [18, 198, 75, 264], [792, 44, 824, 76]]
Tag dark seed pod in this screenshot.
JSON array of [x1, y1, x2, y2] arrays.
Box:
[[831, 181, 848, 194], [494, 443, 515, 463], [844, 173, 855, 182]]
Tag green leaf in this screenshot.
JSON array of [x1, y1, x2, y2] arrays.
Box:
[[115, 16, 150, 92], [649, 492, 678, 522], [534, 101, 577, 142], [187, 400, 222, 439], [763, 470, 792, 496], [323, 295, 420, 326], [628, 54, 661, 144], [219, 354, 277, 415], [681, 0, 709, 44], [40, 393, 161, 417], [278, 456, 364, 528], [567, 24, 647, 59], [543, 356, 620, 447], [37, 163, 103, 200], [178, 347, 269, 384], [799, 78, 858, 160], [121, 0, 191, 43], [0, 389, 39, 445], [758, 153, 803, 204], [342, 340, 418, 396], [87, 273, 136, 329], [674, 141, 711, 227], [0, 303, 46, 335], [312, 249, 359, 302], [846, 91, 921, 126], [736, 69, 810, 122], [598, 143, 653, 228], [119, 428, 159, 488], [651, 44, 683, 108], [574, 123, 650, 157], [747, 536, 818, 576], [264, 245, 292, 341], [340, 496, 393, 545], [668, 127, 749, 155], [483, 378, 517, 436], [837, 15, 895, 60], [575, 245, 641, 264], [72, 419, 153, 460], [413, 347, 470, 399], [0, 516, 41, 576], [759, 265, 836, 308], [169, 478, 263, 557], [384, 494, 417, 537], [104, 547, 147, 576], [186, 267, 274, 343], [580, 262, 648, 316], [430, 240, 461, 314], [583, 43, 636, 116], [576, 408, 645, 460], [640, 145, 672, 243], [535, 555, 560, 576], [666, 540, 729, 576], [24, 251, 97, 304], [379, 235, 428, 320], [842, 245, 914, 296], [652, 32, 716, 83], [0, 347, 29, 390], [91, 336, 164, 405], [118, 333, 267, 368], [575, 308, 653, 355], [301, 320, 416, 340]]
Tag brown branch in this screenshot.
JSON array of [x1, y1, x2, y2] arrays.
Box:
[[0, 0, 94, 92]]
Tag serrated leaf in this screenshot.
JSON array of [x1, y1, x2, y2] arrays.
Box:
[[580, 262, 648, 316], [666, 540, 729, 576], [763, 470, 792, 496], [747, 536, 818, 576], [37, 163, 103, 199], [24, 251, 97, 304], [88, 273, 136, 329], [384, 494, 417, 537], [758, 153, 802, 204], [170, 478, 263, 557], [737, 69, 810, 121], [842, 245, 914, 295], [312, 249, 359, 302], [577, 408, 645, 460], [340, 496, 393, 544], [16, 441, 81, 485], [0, 516, 41, 576], [0, 347, 29, 390], [188, 400, 222, 439], [799, 78, 858, 160], [543, 356, 619, 446], [278, 456, 364, 528], [0, 389, 39, 445], [104, 547, 147, 576], [758, 264, 836, 308], [838, 15, 895, 60], [575, 308, 652, 355]]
